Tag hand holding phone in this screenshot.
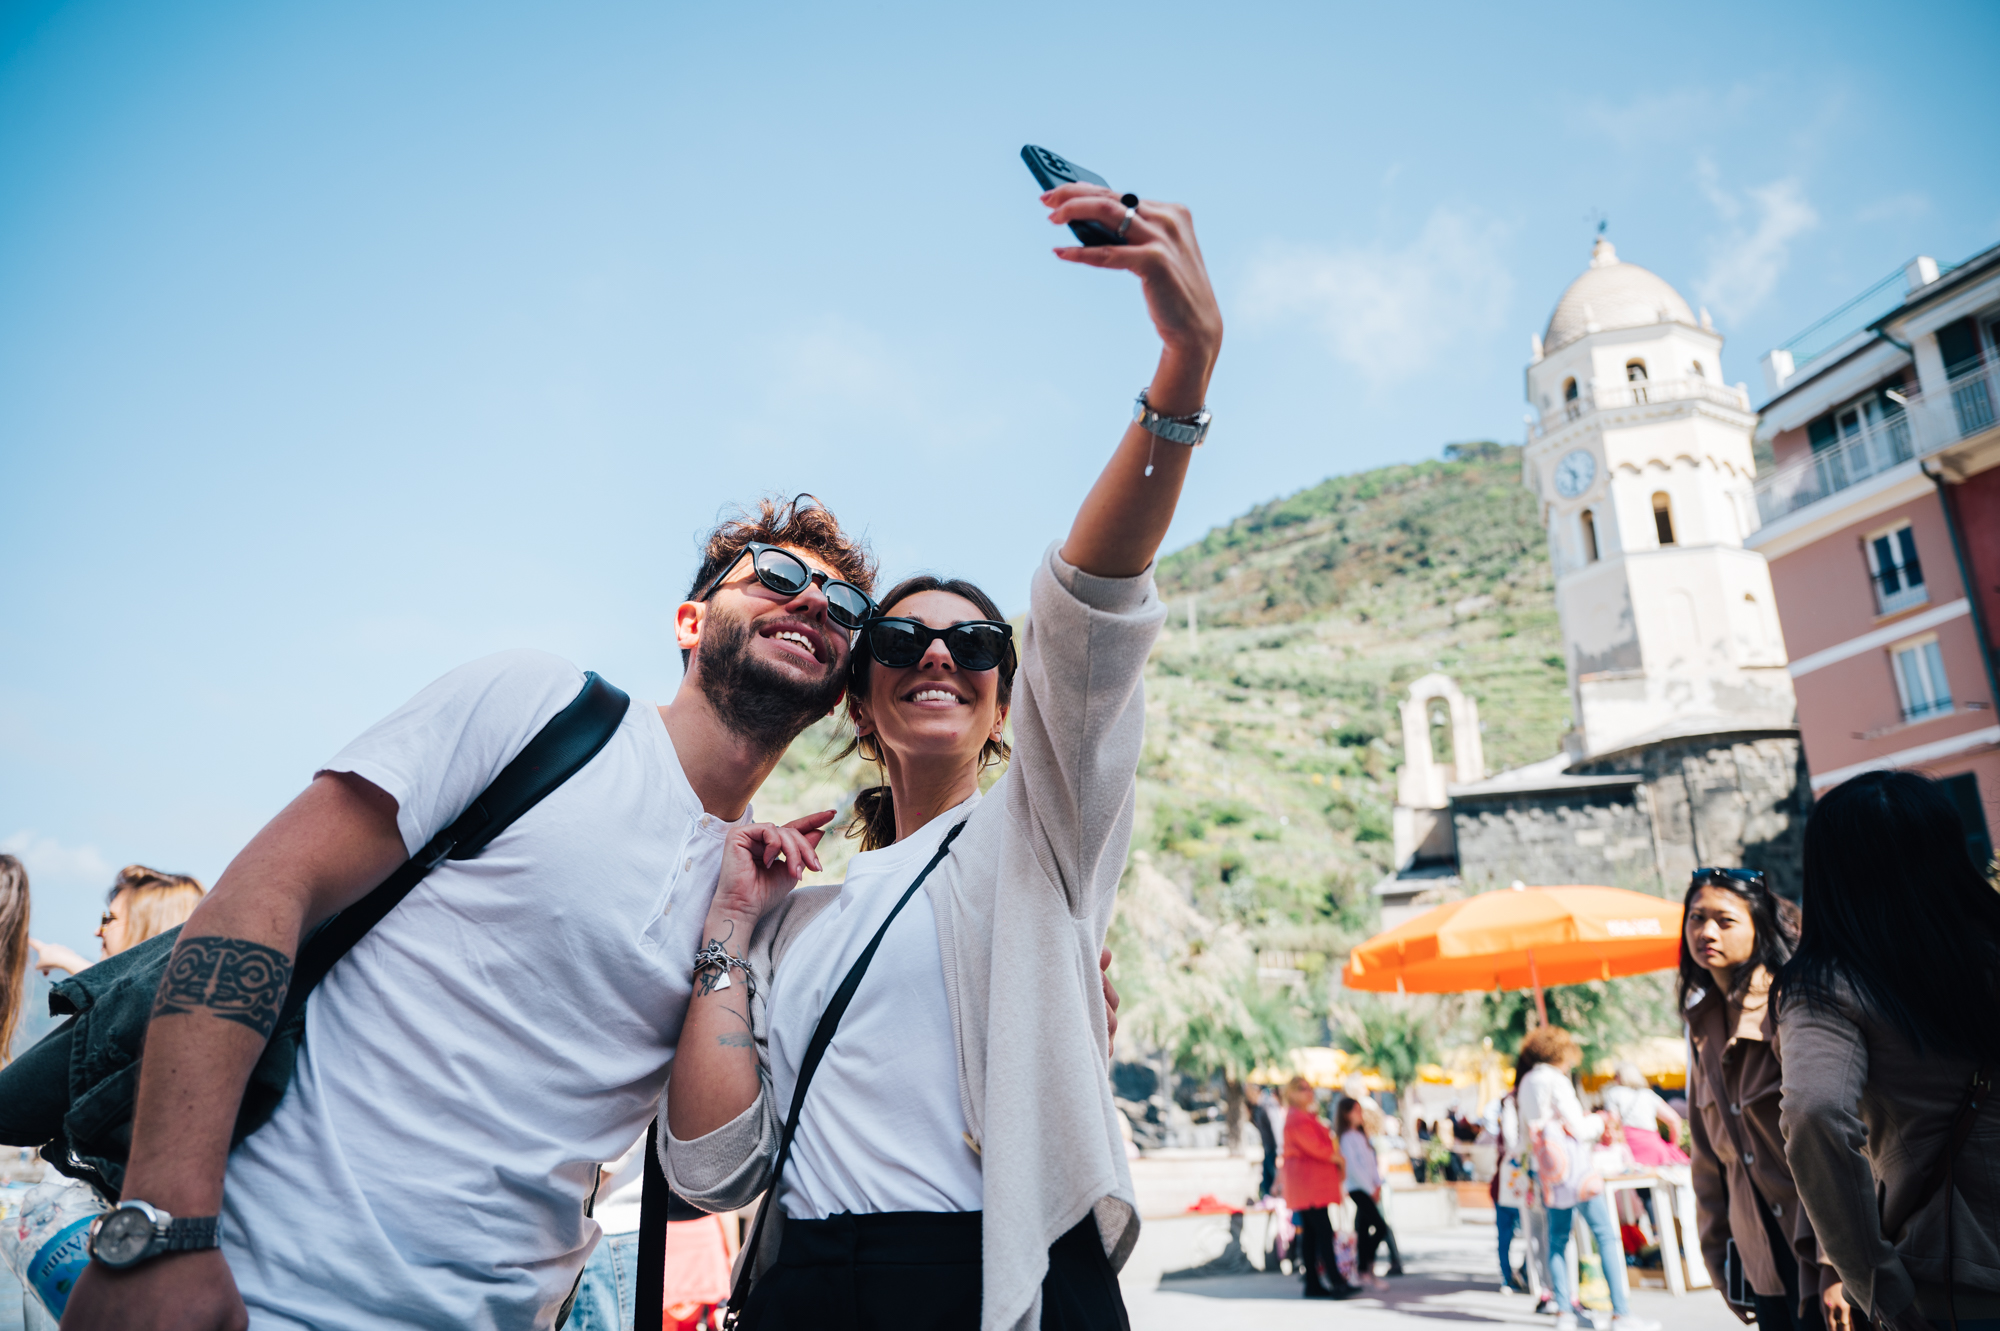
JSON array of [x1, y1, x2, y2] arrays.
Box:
[[1021, 145, 1128, 246]]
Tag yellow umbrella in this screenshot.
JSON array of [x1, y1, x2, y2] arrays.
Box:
[[1345, 883, 1682, 1023]]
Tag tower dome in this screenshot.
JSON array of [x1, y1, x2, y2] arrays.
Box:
[[1542, 238, 1696, 352]]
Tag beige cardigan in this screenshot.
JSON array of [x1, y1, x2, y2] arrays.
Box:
[[663, 544, 1164, 1331]]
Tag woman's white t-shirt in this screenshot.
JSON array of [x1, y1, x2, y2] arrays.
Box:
[[1600, 1083, 1669, 1131], [764, 795, 984, 1219]]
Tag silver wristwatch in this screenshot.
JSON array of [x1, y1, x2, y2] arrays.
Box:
[[1133, 387, 1212, 446], [88, 1200, 222, 1269]]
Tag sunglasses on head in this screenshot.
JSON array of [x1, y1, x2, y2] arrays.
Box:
[[697, 542, 874, 631], [1693, 867, 1765, 887], [862, 617, 1014, 672]]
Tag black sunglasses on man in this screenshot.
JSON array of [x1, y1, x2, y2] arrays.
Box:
[[696, 542, 874, 631]]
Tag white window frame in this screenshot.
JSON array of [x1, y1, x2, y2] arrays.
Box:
[[1890, 633, 1953, 723], [1865, 520, 1928, 616]]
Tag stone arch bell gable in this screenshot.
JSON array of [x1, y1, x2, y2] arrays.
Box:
[[1396, 673, 1486, 809]]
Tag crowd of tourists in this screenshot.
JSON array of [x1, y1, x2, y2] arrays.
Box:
[[1234, 766, 1999, 1331], [1477, 770, 2000, 1331]]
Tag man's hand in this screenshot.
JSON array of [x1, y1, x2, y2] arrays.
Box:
[[1099, 949, 1120, 1050], [1821, 1281, 1853, 1331], [708, 812, 833, 929], [61, 1250, 247, 1331]]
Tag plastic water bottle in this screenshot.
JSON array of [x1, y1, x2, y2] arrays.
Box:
[[1, 1179, 109, 1320]]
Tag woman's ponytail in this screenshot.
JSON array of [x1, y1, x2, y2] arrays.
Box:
[[850, 784, 899, 853]]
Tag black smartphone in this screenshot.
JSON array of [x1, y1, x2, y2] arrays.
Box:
[[1723, 1239, 1756, 1316], [1021, 144, 1123, 247]]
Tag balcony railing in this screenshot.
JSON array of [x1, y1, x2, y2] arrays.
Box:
[[1534, 376, 1751, 436], [1753, 360, 2000, 524], [1754, 411, 1914, 522]]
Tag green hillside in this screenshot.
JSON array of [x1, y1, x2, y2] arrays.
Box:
[[1113, 443, 1569, 1039]]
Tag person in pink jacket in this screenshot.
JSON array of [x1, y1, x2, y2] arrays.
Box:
[[1282, 1076, 1360, 1301]]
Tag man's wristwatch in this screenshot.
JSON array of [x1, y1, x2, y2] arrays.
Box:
[[88, 1200, 222, 1269], [1133, 387, 1212, 446]]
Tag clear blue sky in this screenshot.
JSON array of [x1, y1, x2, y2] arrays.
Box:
[[5, 0, 1997, 951]]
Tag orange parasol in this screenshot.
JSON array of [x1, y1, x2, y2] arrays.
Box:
[[1344, 883, 1683, 1023]]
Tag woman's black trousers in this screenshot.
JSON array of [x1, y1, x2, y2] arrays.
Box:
[[738, 1209, 1130, 1330]]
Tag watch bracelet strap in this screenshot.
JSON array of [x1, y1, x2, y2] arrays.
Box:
[[1134, 388, 1210, 446], [165, 1216, 222, 1250]]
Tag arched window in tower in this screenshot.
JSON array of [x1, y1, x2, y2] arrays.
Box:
[[1652, 491, 1677, 546], [1626, 360, 1650, 403], [1562, 376, 1580, 420], [1580, 509, 1600, 563], [1691, 360, 1705, 380]]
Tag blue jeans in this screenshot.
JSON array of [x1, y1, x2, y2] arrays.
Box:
[[1496, 1205, 1525, 1289], [566, 1230, 640, 1331], [1547, 1193, 1629, 1317]]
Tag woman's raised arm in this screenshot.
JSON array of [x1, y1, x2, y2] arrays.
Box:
[[1042, 184, 1223, 579]]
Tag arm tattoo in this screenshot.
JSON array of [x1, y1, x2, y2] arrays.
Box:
[[151, 935, 295, 1038]]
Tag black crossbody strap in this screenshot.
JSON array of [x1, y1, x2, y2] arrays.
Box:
[[281, 671, 629, 1028], [702, 819, 966, 1331]]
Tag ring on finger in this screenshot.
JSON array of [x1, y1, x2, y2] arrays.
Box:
[[1116, 206, 1136, 240]]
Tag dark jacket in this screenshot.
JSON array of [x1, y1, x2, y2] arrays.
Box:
[[1780, 973, 2000, 1326], [1687, 967, 1835, 1309]]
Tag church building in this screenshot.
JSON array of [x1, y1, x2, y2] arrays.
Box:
[[1386, 239, 1814, 912]]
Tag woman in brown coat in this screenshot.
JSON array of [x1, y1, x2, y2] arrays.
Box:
[[1778, 771, 2000, 1331], [1682, 866, 1839, 1329]]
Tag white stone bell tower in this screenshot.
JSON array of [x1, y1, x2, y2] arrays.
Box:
[[1524, 238, 1795, 758]]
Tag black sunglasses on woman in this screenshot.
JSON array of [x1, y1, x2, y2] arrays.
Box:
[[697, 542, 875, 630], [861, 617, 1015, 672]]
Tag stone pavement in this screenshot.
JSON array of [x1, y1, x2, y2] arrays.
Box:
[[1120, 1214, 1743, 1330]]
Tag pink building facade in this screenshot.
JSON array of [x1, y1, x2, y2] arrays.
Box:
[[1750, 243, 2000, 870]]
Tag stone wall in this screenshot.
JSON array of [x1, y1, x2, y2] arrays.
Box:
[[1452, 728, 1813, 898], [1452, 782, 1657, 890], [1575, 729, 1812, 899]]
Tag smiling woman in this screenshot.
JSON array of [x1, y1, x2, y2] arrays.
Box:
[[836, 575, 1018, 851]]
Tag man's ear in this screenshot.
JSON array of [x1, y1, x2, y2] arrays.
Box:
[[675, 602, 704, 654], [822, 686, 846, 721]]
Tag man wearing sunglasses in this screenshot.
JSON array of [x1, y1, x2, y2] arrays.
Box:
[[64, 496, 889, 1331]]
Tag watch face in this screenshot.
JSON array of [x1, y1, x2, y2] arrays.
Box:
[[1554, 449, 1597, 498], [92, 1207, 158, 1267]]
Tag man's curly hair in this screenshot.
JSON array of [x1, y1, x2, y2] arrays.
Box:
[[682, 494, 876, 667]]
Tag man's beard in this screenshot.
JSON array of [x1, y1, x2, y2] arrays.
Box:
[[696, 606, 847, 751]]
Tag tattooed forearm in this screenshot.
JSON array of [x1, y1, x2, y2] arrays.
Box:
[[151, 935, 295, 1038]]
